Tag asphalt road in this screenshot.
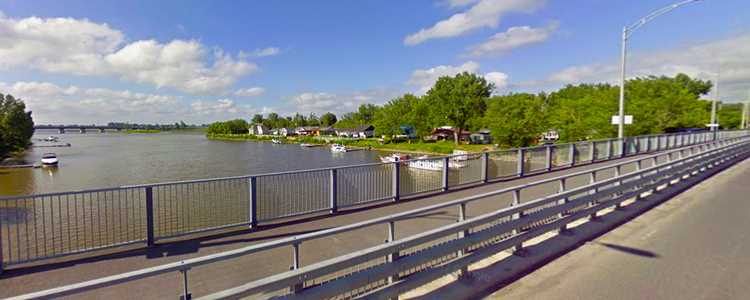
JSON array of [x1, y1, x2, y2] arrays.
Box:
[[487, 157, 750, 300]]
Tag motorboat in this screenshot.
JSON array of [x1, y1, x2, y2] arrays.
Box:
[[43, 136, 59, 142], [41, 153, 59, 166], [407, 155, 467, 171], [271, 139, 282, 144], [300, 143, 316, 148], [379, 153, 410, 163], [451, 150, 469, 161], [330, 144, 348, 153]]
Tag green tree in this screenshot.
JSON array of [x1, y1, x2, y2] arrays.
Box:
[[547, 84, 617, 142], [717, 102, 743, 129], [0, 93, 35, 159], [484, 93, 547, 147], [320, 112, 337, 126], [251, 114, 264, 125], [424, 72, 493, 143], [292, 113, 307, 127]]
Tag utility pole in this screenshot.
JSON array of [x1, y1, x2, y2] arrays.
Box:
[[710, 67, 719, 132], [741, 101, 747, 130]]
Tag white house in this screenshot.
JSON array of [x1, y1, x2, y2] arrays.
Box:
[[272, 128, 296, 136], [248, 124, 270, 135]]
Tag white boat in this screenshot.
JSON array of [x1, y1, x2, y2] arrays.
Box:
[[271, 139, 282, 144], [41, 153, 59, 166], [330, 144, 348, 153], [451, 150, 469, 161], [379, 153, 410, 163], [300, 143, 316, 148], [44, 136, 59, 142], [408, 155, 467, 171]]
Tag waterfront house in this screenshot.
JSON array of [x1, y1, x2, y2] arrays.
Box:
[[296, 126, 319, 136], [426, 126, 470, 142], [315, 126, 336, 136], [470, 129, 492, 144], [271, 127, 296, 136], [354, 125, 375, 138], [249, 124, 270, 135], [335, 128, 356, 138]]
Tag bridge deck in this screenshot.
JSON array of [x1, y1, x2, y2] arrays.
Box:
[[487, 156, 750, 300], [0, 152, 671, 299]]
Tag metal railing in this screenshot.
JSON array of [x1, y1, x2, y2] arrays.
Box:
[[0, 130, 747, 272], [6, 133, 750, 300]]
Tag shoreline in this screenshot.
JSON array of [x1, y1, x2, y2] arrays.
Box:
[[206, 134, 493, 155]]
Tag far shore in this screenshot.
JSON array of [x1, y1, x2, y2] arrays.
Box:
[[206, 133, 496, 155]]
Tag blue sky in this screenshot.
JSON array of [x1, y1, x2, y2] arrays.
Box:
[[1, 0, 749, 124]]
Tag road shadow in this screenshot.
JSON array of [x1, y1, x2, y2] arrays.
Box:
[[596, 242, 659, 258], [0, 226, 328, 279]]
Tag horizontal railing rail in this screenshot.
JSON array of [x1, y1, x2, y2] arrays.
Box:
[[6, 134, 749, 300], [0, 129, 747, 272]]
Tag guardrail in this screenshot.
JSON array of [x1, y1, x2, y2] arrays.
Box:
[[0, 130, 747, 272], [6, 133, 750, 300]]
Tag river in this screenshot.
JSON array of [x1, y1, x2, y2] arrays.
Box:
[[1, 131, 384, 196]]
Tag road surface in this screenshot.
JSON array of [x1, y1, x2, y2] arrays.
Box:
[[487, 156, 750, 300]]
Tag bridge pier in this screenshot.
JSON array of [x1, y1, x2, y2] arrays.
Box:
[[80, 128, 86, 134], [58, 128, 65, 134]]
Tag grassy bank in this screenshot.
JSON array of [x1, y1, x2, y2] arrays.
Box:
[[206, 133, 494, 154]]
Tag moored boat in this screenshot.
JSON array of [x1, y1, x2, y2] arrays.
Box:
[[379, 153, 410, 163], [330, 144, 348, 153], [300, 143, 316, 147], [41, 153, 59, 166], [271, 139, 282, 144]]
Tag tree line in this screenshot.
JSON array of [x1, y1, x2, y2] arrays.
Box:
[[0, 93, 34, 159], [207, 72, 740, 147]]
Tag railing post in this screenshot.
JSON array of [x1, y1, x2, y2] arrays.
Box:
[[0, 216, 4, 275], [655, 135, 661, 150], [557, 178, 568, 233], [386, 221, 400, 284], [621, 138, 627, 157], [442, 157, 450, 191], [511, 189, 523, 252], [481, 152, 489, 183], [249, 176, 258, 228], [545, 146, 552, 171], [516, 148, 525, 177], [145, 186, 155, 247], [646, 136, 651, 152], [589, 141, 596, 162], [457, 203, 469, 276], [589, 172, 598, 220], [568, 143, 576, 167], [606, 139, 613, 159], [290, 242, 302, 293], [179, 269, 192, 300], [392, 162, 400, 202], [329, 169, 338, 214], [614, 166, 622, 209]]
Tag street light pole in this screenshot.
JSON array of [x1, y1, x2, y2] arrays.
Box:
[[618, 27, 627, 139], [617, 0, 703, 138]]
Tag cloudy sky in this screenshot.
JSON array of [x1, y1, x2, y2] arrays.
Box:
[[1, 0, 749, 124]]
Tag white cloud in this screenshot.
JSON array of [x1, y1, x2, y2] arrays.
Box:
[[468, 22, 558, 56], [404, 0, 546, 45], [0, 14, 256, 95], [0, 81, 187, 124], [445, 0, 481, 8], [241, 47, 281, 58], [407, 61, 509, 94], [408, 61, 481, 94], [191, 99, 244, 115], [234, 87, 266, 97], [526, 34, 750, 101], [285, 89, 402, 116], [484, 72, 509, 90]]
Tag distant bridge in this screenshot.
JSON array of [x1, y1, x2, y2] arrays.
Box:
[[33, 125, 132, 133]]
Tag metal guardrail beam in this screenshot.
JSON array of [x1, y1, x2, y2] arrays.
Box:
[[5, 134, 748, 300]]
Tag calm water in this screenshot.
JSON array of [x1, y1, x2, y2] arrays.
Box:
[[0, 131, 384, 196]]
